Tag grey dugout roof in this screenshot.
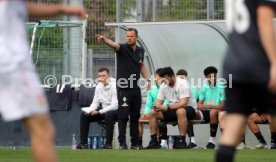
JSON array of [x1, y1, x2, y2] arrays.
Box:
[[106, 21, 228, 83]]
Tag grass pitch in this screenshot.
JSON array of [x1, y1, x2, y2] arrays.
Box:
[[0, 147, 275, 162]]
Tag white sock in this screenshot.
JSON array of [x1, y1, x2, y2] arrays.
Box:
[[191, 137, 197, 144], [209, 137, 216, 144], [161, 139, 167, 146]]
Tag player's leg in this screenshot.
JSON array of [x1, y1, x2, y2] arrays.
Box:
[[138, 119, 144, 147], [129, 89, 141, 149], [158, 121, 168, 149], [216, 114, 247, 162], [216, 82, 252, 162], [207, 109, 219, 149], [247, 113, 268, 148], [176, 108, 187, 138], [218, 111, 226, 132], [175, 108, 188, 149], [1, 68, 57, 162], [103, 110, 118, 149], [187, 124, 198, 148], [146, 109, 163, 149], [78, 113, 104, 149], [23, 114, 57, 162], [117, 89, 130, 149]]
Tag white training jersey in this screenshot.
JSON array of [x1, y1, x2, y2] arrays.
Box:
[[0, 0, 30, 73], [89, 78, 118, 114], [158, 77, 197, 109]]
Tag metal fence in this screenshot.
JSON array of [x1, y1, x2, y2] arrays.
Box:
[[117, 0, 224, 22], [27, 0, 225, 82], [27, 21, 86, 86]]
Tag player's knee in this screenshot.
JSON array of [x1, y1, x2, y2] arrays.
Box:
[[210, 110, 218, 119], [105, 111, 114, 120], [149, 109, 157, 118], [176, 108, 186, 117]]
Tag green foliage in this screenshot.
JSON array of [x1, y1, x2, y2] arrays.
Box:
[[214, 0, 224, 19], [28, 26, 64, 82], [155, 0, 224, 21]]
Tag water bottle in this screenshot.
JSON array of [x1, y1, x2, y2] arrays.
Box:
[[168, 136, 174, 149], [93, 137, 97, 149], [72, 134, 77, 150], [87, 137, 91, 149]]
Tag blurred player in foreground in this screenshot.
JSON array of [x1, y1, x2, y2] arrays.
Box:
[[0, 1, 85, 162], [216, 1, 276, 162]]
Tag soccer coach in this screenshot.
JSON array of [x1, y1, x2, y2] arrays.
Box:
[[96, 28, 150, 149]]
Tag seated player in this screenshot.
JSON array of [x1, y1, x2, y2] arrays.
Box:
[[138, 68, 168, 148], [176, 69, 200, 148], [146, 67, 198, 149], [77, 67, 118, 149], [198, 66, 225, 149]]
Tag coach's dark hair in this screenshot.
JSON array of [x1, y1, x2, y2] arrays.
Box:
[[98, 67, 110, 74], [155, 68, 163, 76], [204, 66, 217, 76], [176, 69, 188, 77], [159, 67, 175, 77], [127, 28, 138, 36]]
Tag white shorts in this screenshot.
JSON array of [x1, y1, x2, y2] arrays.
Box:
[[0, 67, 49, 122]]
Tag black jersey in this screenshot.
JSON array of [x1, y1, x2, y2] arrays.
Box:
[[223, 0, 276, 84], [116, 43, 144, 89]]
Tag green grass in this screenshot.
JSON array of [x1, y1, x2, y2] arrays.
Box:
[[0, 148, 275, 162]]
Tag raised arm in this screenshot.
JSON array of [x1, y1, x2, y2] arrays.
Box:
[[96, 34, 120, 51], [27, 3, 86, 19], [257, 5, 276, 92]]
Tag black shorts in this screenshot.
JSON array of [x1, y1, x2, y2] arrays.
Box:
[[162, 106, 196, 122], [201, 110, 211, 123], [225, 82, 276, 116]]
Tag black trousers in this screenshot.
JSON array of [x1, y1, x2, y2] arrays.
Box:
[[79, 110, 118, 145], [105, 110, 118, 145], [117, 88, 141, 145]]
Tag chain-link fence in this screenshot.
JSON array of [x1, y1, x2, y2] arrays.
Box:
[[116, 0, 224, 22], [27, 0, 225, 82], [27, 21, 86, 85]]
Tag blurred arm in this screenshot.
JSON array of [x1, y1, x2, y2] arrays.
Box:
[[27, 3, 86, 19]]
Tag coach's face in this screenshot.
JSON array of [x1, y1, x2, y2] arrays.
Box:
[[98, 70, 110, 85], [126, 31, 137, 46]]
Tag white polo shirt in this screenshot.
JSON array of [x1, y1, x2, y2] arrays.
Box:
[[0, 0, 30, 73], [89, 78, 118, 114], [158, 77, 197, 109]]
